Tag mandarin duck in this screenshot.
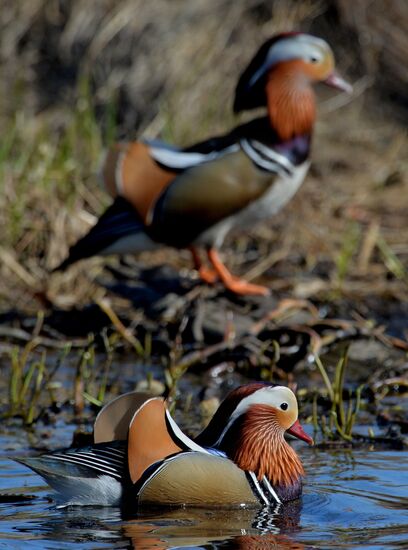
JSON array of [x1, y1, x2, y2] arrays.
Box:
[[55, 33, 352, 296], [17, 382, 313, 508]]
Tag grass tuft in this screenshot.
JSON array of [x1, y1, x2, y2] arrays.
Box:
[[4, 338, 71, 425], [313, 348, 363, 442]]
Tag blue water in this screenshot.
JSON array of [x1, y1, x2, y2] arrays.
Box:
[[1, 427, 407, 549]]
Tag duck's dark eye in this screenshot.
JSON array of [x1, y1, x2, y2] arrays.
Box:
[[310, 56, 319, 63], [280, 402, 288, 411]]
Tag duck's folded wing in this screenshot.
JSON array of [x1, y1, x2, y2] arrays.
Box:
[[135, 452, 260, 508], [17, 441, 127, 506], [18, 440, 127, 480], [149, 149, 276, 247]]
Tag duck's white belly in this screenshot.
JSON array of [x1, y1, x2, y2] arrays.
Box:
[[198, 161, 310, 248]]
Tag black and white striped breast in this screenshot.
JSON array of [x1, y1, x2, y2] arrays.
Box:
[[240, 138, 297, 177]]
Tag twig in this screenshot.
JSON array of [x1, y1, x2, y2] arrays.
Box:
[[0, 326, 87, 349], [250, 298, 319, 334], [96, 297, 144, 355], [357, 221, 380, 273], [377, 236, 408, 283], [243, 248, 290, 282], [0, 246, 38, 287]]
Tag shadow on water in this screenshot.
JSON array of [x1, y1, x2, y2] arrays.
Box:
[[1, 435, 407, 549]]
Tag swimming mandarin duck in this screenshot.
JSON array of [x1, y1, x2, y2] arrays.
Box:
[[18, 383, 313, 507], [55, 33, 352, 296]]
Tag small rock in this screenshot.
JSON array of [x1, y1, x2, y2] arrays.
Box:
[[135, 379, 165, 395], [294, 278, 327, 298], [348, 339, 389, 362], [200, 397, 220, 423]]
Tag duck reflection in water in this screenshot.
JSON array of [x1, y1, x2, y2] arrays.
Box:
[[121, 499, 303, 549]]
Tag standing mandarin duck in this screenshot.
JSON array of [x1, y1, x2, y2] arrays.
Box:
[[55, 33, 352, 296], [17, 383, 313, 507]]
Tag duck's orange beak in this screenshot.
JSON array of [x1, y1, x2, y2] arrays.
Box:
[[287, 419, 314, 445]]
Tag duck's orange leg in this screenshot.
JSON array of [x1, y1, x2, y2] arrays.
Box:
[[207, 248, 270, 296], [189, 247, 219, 284]]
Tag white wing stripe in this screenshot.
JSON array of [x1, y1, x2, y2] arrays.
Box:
[[149, 144, 239, 169], [51, 446, 126, 470], [52, 452, 121, 470], [95, 449, 126, 460], [71, 451, 124, 468], [50, 455, 123, 479], [89, 447, 126, 458]]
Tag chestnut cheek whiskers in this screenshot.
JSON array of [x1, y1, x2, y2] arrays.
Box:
[[232, 406, 305, 486]]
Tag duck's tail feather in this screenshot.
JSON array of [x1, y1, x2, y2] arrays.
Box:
[[53, 197, 150, 272]]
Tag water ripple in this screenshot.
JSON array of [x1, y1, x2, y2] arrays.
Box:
[[1, 443, 407, 549]]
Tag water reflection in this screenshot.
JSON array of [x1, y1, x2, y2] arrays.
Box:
[[121, 502, 303, 549], [219, 535, 305, 549], [1, 447, 408, 548], [5, 499, 304, 548]]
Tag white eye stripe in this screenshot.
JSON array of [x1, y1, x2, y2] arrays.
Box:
[[214, 386, 297, 446], [249, 35, 330, 87]]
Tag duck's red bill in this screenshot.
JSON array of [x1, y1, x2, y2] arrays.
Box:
[[324, 72, 353, 94], [287, 419, 314, 445]]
